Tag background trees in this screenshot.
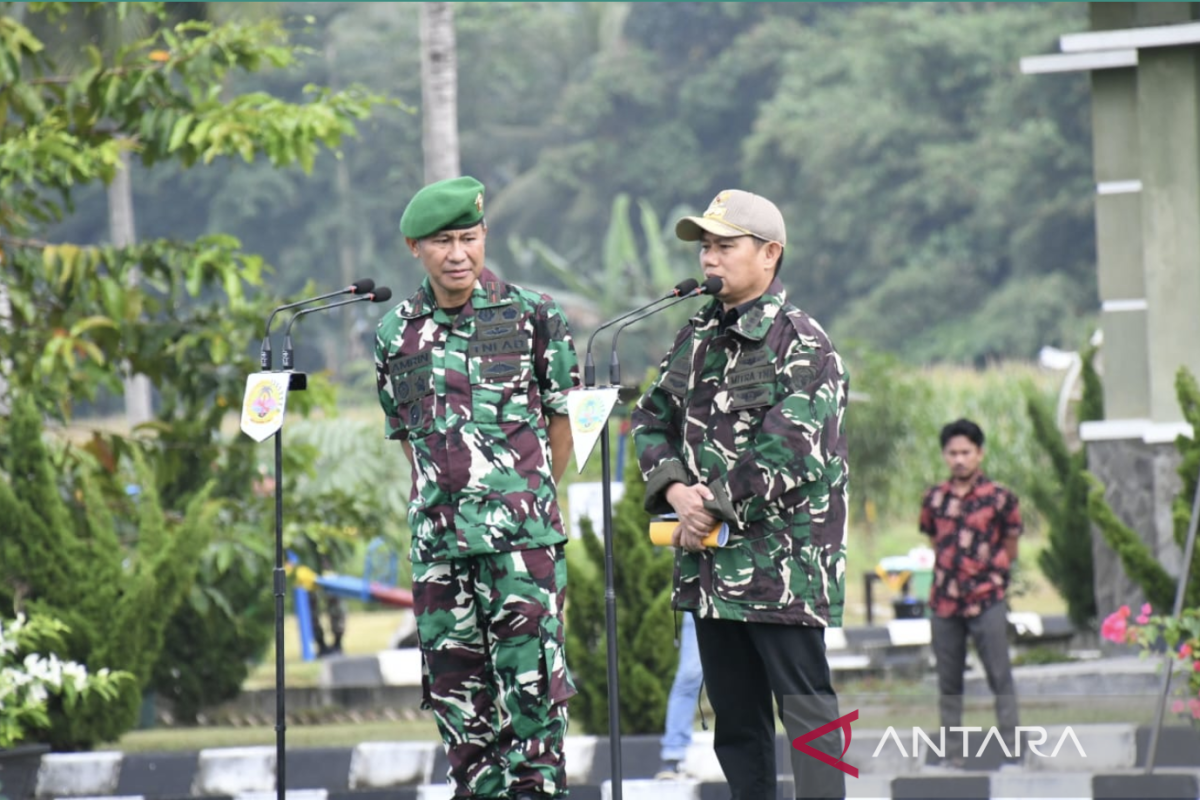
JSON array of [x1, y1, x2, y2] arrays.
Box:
[[30, 2, 1095, 376], [0, 1, 394, 744]]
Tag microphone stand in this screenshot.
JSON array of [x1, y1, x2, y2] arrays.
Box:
[[259, 289, 383, 800], [270, 374, 304, 800], [265, 289, 388, 800], [581, 355, 624, 800], [589, 282, 710, 800]]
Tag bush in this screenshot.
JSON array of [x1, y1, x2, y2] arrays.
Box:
[[151, 540, 274, 724], [0, 396, 213, 749]]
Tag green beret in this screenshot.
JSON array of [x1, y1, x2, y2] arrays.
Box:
[[399, 176, 486, 240]]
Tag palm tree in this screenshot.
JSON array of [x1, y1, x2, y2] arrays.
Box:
[[419, 2, 460, 182]]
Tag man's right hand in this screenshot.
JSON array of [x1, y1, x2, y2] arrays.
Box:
[[666, 483, 717, 552]]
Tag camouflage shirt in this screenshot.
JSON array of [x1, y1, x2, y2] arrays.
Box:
[[375, 268, 579, 563], [632, 279, 849, 626]]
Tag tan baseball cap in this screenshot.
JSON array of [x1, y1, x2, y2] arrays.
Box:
[[675, 189, 787, 247]]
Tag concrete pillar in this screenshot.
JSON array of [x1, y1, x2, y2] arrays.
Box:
[[1090, 65, 1149, 420], [1136, 44, 1200, 423], [1078, 2, 1195, 619]]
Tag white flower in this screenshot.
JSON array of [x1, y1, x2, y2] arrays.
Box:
[[1, 613, 128, 748]]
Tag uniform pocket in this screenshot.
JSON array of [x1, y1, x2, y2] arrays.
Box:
[[712, 525, 792, 608], [389, 352, 436, 436], [469, 352, 533, 424]]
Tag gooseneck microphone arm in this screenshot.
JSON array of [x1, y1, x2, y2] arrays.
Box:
[[584, 278, 700, 387], [260, 278, 376, 369], [280, 287, 393, 370], [608, 276, 723, 385]]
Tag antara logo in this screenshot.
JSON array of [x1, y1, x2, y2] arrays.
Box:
[[872, 726, 1088, 760], [791, 710, 1090, 779]]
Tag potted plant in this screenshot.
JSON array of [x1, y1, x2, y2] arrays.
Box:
[[0, 614, 130, 800]]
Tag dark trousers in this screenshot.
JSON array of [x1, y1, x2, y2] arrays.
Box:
[[931, 601, 1019, 758], [694, 618, 846, 800]]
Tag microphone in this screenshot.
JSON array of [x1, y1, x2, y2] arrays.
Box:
[[584, 278, 700, 387], [608, 277, 722, 386], [280, 287, 394, 370], [260, 278, 376, 370]]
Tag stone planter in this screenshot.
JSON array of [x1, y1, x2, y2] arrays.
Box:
[[0, 744, 49, 800]]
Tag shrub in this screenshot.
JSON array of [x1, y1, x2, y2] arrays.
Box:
[[0, 614, 132, 748], [0, 396, 213, 748]]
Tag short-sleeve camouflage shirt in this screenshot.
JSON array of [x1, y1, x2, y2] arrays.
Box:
[[375, 269, 579, 563]]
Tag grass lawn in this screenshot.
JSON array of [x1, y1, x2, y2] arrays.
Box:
[[107, 718, 441, 753], [243, 609, 413, 690]]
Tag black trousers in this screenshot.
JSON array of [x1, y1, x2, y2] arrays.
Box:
[[695, 618, 846, 800]]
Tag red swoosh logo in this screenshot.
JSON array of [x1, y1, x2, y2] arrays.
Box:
[[791, 709, 859, 778]]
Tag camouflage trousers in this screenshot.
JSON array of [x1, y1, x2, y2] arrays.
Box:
[[412, 544, 575, 799]]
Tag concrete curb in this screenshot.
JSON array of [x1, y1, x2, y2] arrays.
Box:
[[21, 726, 1200, 800]]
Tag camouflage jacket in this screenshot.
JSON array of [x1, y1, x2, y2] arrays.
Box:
[[375, 268, 579, 563], [631, 279, 849, 626]]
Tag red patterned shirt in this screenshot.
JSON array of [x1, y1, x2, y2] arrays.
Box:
[[919, 475, 1022, 619]]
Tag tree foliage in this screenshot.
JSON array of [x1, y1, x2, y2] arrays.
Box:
[[0, 2, 396, 734], [2, 1, 384, 418], [24, 3, 1096, 374], [742, 4, 1094, 363]]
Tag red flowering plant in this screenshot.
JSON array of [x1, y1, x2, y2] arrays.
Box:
[[1101, 604, 1200, 723]]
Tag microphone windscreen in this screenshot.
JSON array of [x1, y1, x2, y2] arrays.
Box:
[[351, 278, 376, 293], [371, 287, 393, 302], [673, 278, 700, 296], [700, 276, 724, 295]]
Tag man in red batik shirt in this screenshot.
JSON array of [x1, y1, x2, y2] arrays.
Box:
[[920, 418, 1022, 768]]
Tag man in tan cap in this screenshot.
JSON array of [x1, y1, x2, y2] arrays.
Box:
[[633, 189, 851, 799], [375, 176, 580, 800]]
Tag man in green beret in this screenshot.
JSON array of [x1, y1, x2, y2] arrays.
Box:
[[375, 176, 580, 800]]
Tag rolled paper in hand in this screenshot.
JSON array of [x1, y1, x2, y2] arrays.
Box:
[[649, 520, 730, 548]]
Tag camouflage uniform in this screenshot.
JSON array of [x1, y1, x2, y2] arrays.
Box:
[[376, 267, 578, 799], [631, 276, 850, 626]]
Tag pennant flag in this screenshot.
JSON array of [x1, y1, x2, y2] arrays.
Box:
[[240, 372, 293, 442], [567, 387, 620, 472]]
